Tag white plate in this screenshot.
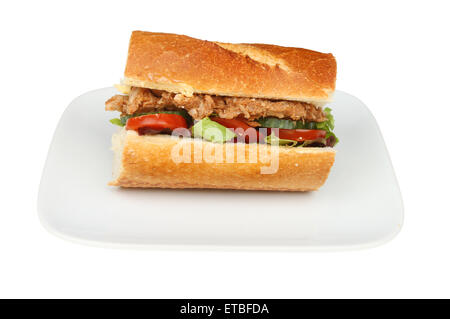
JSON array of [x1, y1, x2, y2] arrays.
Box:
[[38, 88, 403, 250]]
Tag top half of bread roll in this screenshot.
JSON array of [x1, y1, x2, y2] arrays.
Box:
[[120, 31, 337, 106]]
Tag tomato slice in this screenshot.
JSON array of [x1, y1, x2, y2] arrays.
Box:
[[210, 117, 260, 143], [270, 128, 327, 141], [126, 114, 188, 133]]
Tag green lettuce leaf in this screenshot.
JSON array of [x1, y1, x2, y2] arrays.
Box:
[[316, 108, 338, 145], [264, 133, 298, 147], [110, 118, 124, 126], [325, 131, 339, 145], [315, 107, 335, 131], [192, 117, 236, 143]]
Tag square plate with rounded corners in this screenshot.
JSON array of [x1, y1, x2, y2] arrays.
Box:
[[38, 88, 403, 250]]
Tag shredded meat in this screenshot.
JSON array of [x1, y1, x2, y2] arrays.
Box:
[[105, 87, 327, 122]]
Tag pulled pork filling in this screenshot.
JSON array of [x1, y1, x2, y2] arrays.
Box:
[[106, 87, 327, 122]]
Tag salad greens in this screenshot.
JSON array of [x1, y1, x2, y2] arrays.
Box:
[[109, 118, 123, 126], [257, 107, 338, 145], [265, 133, 298, 147], [316, 107, 335, 131], [192, 117, 236, 143], [109, 107, 338, 147], [316, 107, 339, 145]]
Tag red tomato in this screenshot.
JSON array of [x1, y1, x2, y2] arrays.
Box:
[[209, 117, 327, 143], [210, 117, 260, 143], [126, 114, 188, 133], [270, 128, 327, 141]]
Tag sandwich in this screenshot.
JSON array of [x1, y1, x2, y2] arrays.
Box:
[[106, 31, 338, 191]]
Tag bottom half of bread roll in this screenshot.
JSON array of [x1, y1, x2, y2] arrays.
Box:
[[110, 128, 335, 191]]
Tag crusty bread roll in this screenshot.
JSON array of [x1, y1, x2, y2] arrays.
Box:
[[110, 129, 336, 191], [108, 31, 338, 191], [122, 31, 337, 106]]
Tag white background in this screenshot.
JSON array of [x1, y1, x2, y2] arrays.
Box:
[[1, 0, 449, 298]]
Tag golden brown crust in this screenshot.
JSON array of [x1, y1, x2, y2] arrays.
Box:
[[123, 31, 337, 105], [110, 130, 335, 191]]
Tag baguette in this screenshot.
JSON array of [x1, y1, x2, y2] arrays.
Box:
[[108, 31, 338, 191]]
